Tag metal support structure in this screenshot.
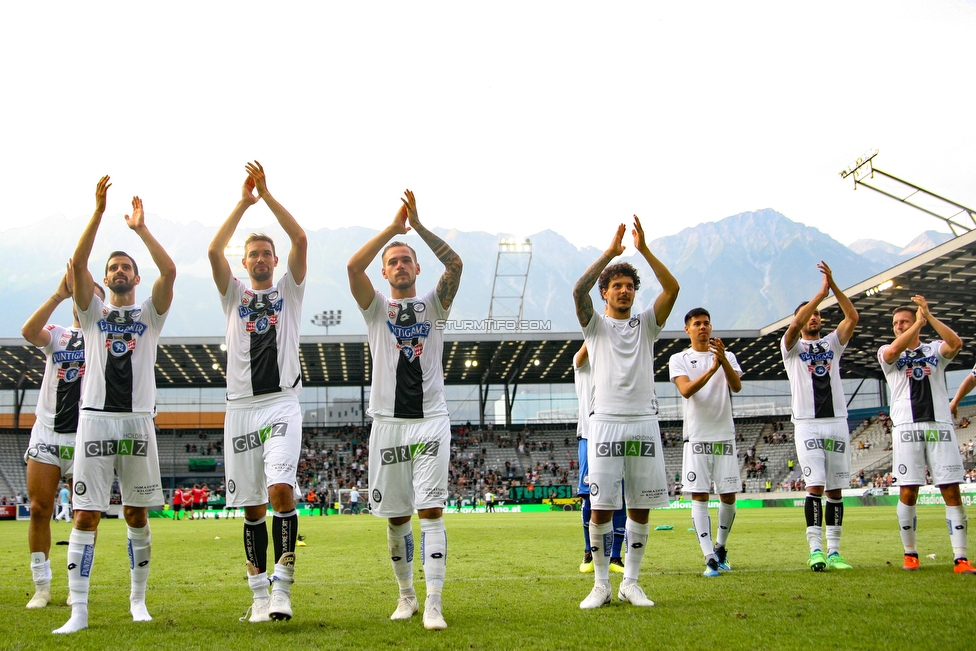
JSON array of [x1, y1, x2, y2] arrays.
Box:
[[840, 149, 976, 235], [487, 238, 532, 329]]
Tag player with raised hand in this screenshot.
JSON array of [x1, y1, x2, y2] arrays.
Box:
[[573, 216, 679, 609], [878, 296, 975, 574], [781, 261, 858, 572], [208, 161, 308, 622], [348, 189, 462, 630], [21, 264, 104, 609], [55, 176, 176, 634]]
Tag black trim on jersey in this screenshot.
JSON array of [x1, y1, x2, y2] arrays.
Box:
[[103, 309, 134, 412], [248, 291, 282, 396], [53, 330, 85, 432], [393, 302, 424, 419], [808, 341, 835, 419], [905, 348, 937, 423]]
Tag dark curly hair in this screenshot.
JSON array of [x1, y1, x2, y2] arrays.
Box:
[[598, 263, 640, 301]]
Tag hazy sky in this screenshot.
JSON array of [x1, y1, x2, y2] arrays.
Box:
[[2, 1, 974, 249]]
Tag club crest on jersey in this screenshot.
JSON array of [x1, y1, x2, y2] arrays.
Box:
[[629, 317, 640, 328], [400, 344, 418, 362], [690, 359, 698, 368], [413, 302, 425, 314], [246, 314, 278, 334], [56, 366, 85, 383], [800, 342, 833, 377]]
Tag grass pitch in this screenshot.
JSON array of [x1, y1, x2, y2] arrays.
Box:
[[1, 506, 973, 651]]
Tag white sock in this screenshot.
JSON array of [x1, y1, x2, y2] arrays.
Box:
[[622, 519, 650, 584], [691, 501, 714, 559], [805, 526, 823, 553], [589, 521, 613, 585], [716, 501, 736, 547], [54, 529, 94, 634], [270, 556, 295, 597], [946, 504, 969, 560], [127, 525, 152, 605], [897, 501, 917, 553], [248, 572, 270, 599], [30, 552, 51, 590], [388, 521, 415, 596], [420, 518, 447, 597]]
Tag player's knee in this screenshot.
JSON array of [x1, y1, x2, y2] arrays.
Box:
[[73, 511, 99, 530], [30, 501, 53, 521]]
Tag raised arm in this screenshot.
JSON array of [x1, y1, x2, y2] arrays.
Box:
[[820, 261, 858, 345], [914, 295, 962, 359], [71, 176, 110, 312], [673, 339, 740, 398], [401, 190, 462, 311], [573, 225, 625, 328], [347, 205, 409, 310], [881, 307, 926, 365], [125, 196, 177, 315], [950, 372, 976, 419], [784, 269, 830, 351], [208, 175, 259, 295], [633, 215, 679, 327], [22, 271, 72, 347], [247, 161, 307, 284]]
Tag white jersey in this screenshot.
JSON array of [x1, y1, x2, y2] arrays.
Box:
[[669, 348, 742, 442], [583, 305, 662, 418], [34, 324, 87, 433], [219, 270, 305, 401], [878, 340, 953, 426], [781, 330, 848, 421], [78, 296, 167, 413], [363, 288, 449, 419], [574, 358, 594, 439]]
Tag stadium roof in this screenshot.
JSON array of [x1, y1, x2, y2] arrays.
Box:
[[2, 228, 976, 391]]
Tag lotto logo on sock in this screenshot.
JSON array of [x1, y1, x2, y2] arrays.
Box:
[[379, 442, 441, 465], [594, 441, 656, 457]]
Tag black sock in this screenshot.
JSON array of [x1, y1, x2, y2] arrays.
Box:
[[825, 499, 843, 527], [273, 510, 298, 560], [244, 517, 268, 573], [805, 495, 822, 528]]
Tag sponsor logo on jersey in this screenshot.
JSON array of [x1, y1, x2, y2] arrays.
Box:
[[413, 302, 425, 313], [380, 441, 441, 465], [800, 342, 834, 377], [803, 438, 847, 453], [53, 350, 86, 364], [899, 429, 952, 443], [98, 321, 148, 336], [895, 349, 939, 372], [84, 438, 149, 457], [689, 359, 698, 368], [388, 321, 431, 340], [628, 317, 640, 328], [691, 442, 734, 456], [231, 422, 288, 453], [237, 298, 284, 319], [594, 440, 656, 457]]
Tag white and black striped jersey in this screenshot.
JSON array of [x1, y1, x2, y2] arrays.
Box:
[[363, 289, 449, 419], [219, 270, 305, 402], [781, 331, 848, 421], [78, 296, 167, 413], [879, 341, 952, 426], [583, 305, 662, 418], [34, 324, 86, 433]]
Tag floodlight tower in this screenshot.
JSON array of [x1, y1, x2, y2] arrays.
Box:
[[487, 238, 532, 331], [840, 149, 976, 235], [311, 309, 342, 335]]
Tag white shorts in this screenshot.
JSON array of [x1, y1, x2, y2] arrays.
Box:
[[681, 439, 740, 495], [368, 415, 450, 518], [892, 421, 965, 486], [586, 416, 669, 510], [224, 394, 302, 508], [793, 419, 850, 491], [24, 421, 76, 478], [72, 411, 163, 511]]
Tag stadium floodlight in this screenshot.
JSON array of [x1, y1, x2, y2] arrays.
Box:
[[311, 309, 342, 334], [865, 280, 894, 297]]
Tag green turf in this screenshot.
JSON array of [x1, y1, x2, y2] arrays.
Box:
[[1, 507, 973, 650]]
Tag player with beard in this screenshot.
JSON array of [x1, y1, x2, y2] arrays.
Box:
[[878, 297, 975, 574], [669, 308, 742, 577], [56, 176, 176, 634], [21, 269, 104, 608], [348, 190, 462, 630], [781, 262, 857, 572], [573, 218, 679, 609], [209, 161, 307, 622]]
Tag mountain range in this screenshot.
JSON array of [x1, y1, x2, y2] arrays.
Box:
[[0, 209, 951, 337]]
